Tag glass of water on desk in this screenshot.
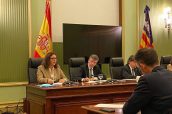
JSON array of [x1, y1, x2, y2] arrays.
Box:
[[98, 74, 103, 83]]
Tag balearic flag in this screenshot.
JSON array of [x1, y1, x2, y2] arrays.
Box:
[[139, 5, 154, 48], [34, 0, 53, 58]]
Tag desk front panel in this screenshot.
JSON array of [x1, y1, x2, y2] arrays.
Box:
[[26, 81, 136, 114]]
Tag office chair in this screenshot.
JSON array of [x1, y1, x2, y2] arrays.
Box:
[[28, 58, 43, 83], [160, 56, 172, 69], [68, 57, 85, 81], [109, 57, 124, 79]]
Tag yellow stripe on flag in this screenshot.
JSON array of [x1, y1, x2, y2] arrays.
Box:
[[34, 0, 53, 58]]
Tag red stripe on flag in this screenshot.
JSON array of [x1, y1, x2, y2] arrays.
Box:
[[142, 33, 150, 46], [140, 32, 154, 48], [45, 0, 51, 38], [139, 45, 143, 49], [33, 50, 41, 58]]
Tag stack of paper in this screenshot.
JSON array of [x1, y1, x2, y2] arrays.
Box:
[[95, 103, 124, 109], [53, 82, 63, 86], [86, 81, 98, 83]]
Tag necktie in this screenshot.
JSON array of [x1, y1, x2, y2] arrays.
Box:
[[89, 68, 92, 77], [89, 68, 93, 77], [132, 69, 135, 76]]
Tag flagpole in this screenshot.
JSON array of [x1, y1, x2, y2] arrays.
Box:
[[28, 0, 32, 58], [121, 0, 126, 63], [137, 0, 140, 48], [146, 0, 149, 6]]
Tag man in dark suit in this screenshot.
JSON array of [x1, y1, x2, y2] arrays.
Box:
[[121, 55, 142, 79], [80, 54, 105, 82], [123, 48, 172, 114]]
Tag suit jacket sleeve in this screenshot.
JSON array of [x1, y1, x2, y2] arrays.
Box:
[[135, 67, 143, 76], [57, 66, 67, 80], [80, 64, 87, 78], [95, 65, 102, 75], [93, 65, 107, 79], [121, 65, 135, 79], [37, 65, 48, 83], [123, 76, 152, 114], [58, 67, 67, 80]]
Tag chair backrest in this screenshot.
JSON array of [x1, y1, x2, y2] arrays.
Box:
[[160, 56, 172, 69], [109, 57, 124, 79], [68, 57, 85, 81], [28, 58, 43, 83]]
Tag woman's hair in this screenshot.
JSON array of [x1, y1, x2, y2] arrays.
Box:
[[42, 52, 57, 69]]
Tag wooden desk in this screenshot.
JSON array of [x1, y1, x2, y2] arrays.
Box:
[[26, 81, 136, 114], [82, 105, 123, 114]]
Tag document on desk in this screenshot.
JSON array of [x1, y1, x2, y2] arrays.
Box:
[[122, 79, 136, 81], [86, 81, 98, 83], [95, 103, 124, 109], [53, 82, 63, 86], [86, 80, 107, 83]]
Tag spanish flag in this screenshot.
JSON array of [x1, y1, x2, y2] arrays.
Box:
[[140, 5, 154, 48], [34, 0, 53, 58]]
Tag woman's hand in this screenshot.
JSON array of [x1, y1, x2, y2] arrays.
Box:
[[59, 79, 66, 83], [47, 79, 54, 84]]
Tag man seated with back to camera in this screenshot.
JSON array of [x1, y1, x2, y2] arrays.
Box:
[[121, 55, 142, 79], [123, 48, 172, 114], [80, 54, 106, 82]]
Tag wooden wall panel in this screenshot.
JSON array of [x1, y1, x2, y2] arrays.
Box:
[[0, 0, 28, 82]]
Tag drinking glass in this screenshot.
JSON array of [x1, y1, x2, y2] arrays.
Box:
[[98, 74, 103, 83]]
